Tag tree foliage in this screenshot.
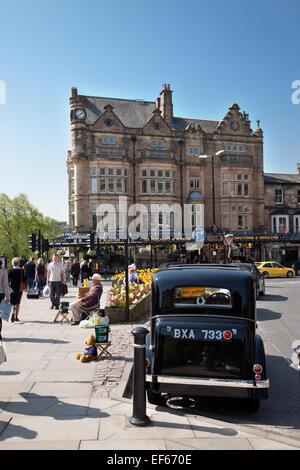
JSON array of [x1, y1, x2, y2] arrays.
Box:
[[0, 193, 62, 261]]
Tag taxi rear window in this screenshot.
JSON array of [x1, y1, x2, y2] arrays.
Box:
[[173, 287, 231, 307]]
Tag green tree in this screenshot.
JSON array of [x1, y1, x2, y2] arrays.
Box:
[[0, 193, 62, 262]]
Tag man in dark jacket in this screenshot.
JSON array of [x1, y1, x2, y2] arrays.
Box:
[[70, 273, 102, 325], [24, 257, 36, 290], [71, 259, 80, 286]]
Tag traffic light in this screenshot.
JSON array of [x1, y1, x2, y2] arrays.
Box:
[[42, 238, 49, 252], [89, 231, 95, 250], [28, 233, 37, 251]]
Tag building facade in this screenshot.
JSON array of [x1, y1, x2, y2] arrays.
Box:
[[263, 167, 300, 264], [67, 84, 265, 242]]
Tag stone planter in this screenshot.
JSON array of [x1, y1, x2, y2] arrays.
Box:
[[105, 292, 151, 323]]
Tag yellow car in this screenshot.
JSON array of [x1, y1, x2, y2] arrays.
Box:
[[254, 261, 295, 279]]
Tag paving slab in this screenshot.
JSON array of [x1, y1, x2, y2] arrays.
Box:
[[165, 437, 254, 450], [0, 416, 100, 442], [26, 368, 96, 383], [29, 382, 93, 398], [0, 440, 80, 450], [80, 439, 167, 450]]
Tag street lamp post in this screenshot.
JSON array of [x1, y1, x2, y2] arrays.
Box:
[[199, 150, 224, 230], [199, 150, 224, 261], [125, 231, 130, 323]]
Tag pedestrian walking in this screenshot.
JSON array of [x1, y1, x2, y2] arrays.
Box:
[[35, 258, 47, 296], [80, 260, 89, 285], [8, 257, 25, 322], [46, 254, 65, 310], [71, 258, 80, 286], [24, 257, 36, 290], [64, 259, 71, 282], [0, 259, 10, 339]]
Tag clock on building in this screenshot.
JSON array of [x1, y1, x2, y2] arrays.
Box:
[[231, 121, 239, 131], [75, 109, 86, 120]]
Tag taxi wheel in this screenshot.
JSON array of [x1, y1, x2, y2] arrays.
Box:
[[147, 389, 165, 406], [262, 271, 269, 279], [287, 271, 294, 278], [247, 398, 260, 412]]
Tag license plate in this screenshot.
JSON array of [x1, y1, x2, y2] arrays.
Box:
[[172, 328, 232, 341]]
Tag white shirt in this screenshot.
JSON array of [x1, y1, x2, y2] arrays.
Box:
[[48, 262, 64, 282]]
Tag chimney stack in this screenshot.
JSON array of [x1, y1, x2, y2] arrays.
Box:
[[159, 83, 173, 123]]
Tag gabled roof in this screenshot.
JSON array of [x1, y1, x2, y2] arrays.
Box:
[[264, 173, 300, 184], [85, 95, 220, 132], [86, 96, 156, 128], [170, 117, 219, 133]]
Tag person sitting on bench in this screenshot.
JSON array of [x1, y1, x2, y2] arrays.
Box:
[[71, 273, 102, 325]]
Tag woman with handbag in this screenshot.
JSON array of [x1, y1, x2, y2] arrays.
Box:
[[8, 257, 25, 322]]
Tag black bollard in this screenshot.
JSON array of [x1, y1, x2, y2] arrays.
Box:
[[129, 326, 151, 426]]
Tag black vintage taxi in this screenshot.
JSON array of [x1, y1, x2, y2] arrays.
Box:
[[145, 265, 269, 411]]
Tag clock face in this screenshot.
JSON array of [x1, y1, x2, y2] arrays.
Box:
[[231, 121, 239, 131], [75, 109, 86, 120]]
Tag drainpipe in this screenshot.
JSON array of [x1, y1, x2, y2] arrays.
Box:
[[131, 136, 137, 205], [178, 139, 184, 233]]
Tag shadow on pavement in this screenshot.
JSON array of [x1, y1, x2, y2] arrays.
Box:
[[256, 308, 281, 322], [0, 392, 110, 422], [0, 419, 37, 442], [3, 338, 69, 344], [258, 294, 288, 302], [152, 416, 238, 436]]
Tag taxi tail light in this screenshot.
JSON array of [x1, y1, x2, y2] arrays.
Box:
[[145, 359, 150, 367], [223, 330, 232, 340], [253, 364, 263, 374]]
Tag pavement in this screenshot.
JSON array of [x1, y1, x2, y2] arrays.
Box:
[[0, 282, 300, 451]]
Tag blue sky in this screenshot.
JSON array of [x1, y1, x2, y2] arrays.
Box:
[[0, 0, 300, 220]]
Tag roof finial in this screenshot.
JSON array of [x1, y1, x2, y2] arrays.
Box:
[[257, 119, 260, 128]]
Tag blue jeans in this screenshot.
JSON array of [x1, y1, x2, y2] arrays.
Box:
[[36, 275, 46, 295], [27, 277, 34, 290]]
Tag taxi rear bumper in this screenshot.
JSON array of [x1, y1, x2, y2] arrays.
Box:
[[146, 374, 269, 399]]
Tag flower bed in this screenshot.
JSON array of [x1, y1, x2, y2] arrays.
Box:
[[105, 268, 157, 322], [113, 268, 158, 284], [109, 282, 151, 308]]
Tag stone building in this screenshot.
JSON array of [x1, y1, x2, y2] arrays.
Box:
[[67, 84, 265, 241], [263, 166, 300, 263]]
